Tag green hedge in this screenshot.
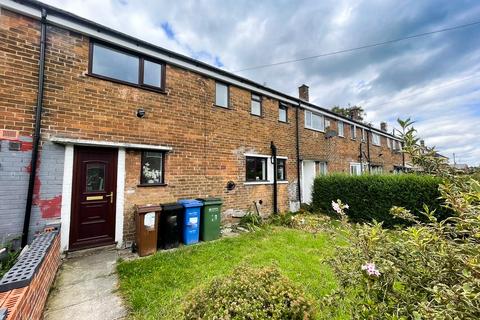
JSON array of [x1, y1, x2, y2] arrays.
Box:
[[311, 174, 450, 227]]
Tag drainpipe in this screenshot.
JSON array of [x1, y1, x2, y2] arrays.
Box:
[[366, 130, 371, 174], [22, 8, 48, 247], [295, 104, 302, 203], [270, 141, 278, 214]]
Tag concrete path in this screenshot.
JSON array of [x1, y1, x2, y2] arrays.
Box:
[[43, 247, 128, 320]]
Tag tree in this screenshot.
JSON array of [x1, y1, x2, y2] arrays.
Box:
[[331, 104, 366, 121]]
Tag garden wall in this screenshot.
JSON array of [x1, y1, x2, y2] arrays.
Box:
[[312, 174, 450, 226], [0, 231, 60, 319]]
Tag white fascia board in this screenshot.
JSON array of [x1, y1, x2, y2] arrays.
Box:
[[0, 0, 41, 19], [0, 0, 400, 143], [50, 137, 172, 151]]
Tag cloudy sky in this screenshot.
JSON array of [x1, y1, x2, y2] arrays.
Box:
[[44, 0, 480, 165]]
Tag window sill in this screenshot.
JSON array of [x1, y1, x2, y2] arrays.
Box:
[[305, 127, 325, 133], [251, 113, 263, 118], [86, 73, 167, 94], [137, 183, 168, 187], [244, 181, 289, 186], [278, 120, 289, 124], [214, 104, 230, 109], [338, 135, 345, 138]]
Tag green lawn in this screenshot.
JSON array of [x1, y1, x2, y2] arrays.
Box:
[[117, 227, 345, 319]]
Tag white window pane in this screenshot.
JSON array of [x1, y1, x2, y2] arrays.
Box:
[[279, 107, 287, 122], [251, 100, 261, 115], [92, 43, 139, 83], [312, 114, 324, 130], [215, 83, 228, 107], [143, 60, 162, 87], [338, 122, 344, 136], [305, 111, 311, 127]]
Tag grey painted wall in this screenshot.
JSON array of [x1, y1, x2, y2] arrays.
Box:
[[0, 139, 64, 246]]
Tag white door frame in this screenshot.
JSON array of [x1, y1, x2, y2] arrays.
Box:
[[60, 145, 125, 251], [301, 160, 317, 204]]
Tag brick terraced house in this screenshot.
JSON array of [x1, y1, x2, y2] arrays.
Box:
[[0, 0, 404, 251]]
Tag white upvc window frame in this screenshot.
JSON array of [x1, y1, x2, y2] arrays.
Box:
[[338, 121, 344, 137], [350, 162, 362, 176], [387, 138, 391, 149], [244, 153, 289, 185], [305, 110, 325, 132], [372, 133, 381, 146], [215, 81, 229, 108], [361, 128, 366, 142], [350, 124, 357, 140], [319, 161, 328, 175]]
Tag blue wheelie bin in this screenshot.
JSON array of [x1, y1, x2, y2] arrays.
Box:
[[178, 199, 203, 245]]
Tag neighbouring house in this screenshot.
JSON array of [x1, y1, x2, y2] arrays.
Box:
[[0, 0, 404, 252]]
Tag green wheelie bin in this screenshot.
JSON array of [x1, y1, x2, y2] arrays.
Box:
[[196, 198, 222, 241]]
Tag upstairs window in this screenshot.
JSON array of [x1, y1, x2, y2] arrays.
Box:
[[350, 125, 357, 140], [90, 42, 165, 91], [140, 151, 165, 185], [387, 138, 392, 149], [279, 103, 288, 122], [246, 156, 268, 181], [338, 121, 344, 137], [251, 93, 262, 116], [361, 128, 366, 141], [215, 82, 229, 108], [372, 133, 381, 146], [277, 159, 286, 181], [305, 110, 325, 131]]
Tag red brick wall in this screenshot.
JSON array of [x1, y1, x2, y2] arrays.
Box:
[[0, 9, 404, 244], [0, 233, 60, 320]]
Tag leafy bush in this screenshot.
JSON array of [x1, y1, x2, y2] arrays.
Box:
[[182, 266, 314, 320], [267, 211, 296, 227], [312, 173, 450, 226], [0, 245, 19, 278], [320, 119, 480, 319], [238, 212, 264, 231]]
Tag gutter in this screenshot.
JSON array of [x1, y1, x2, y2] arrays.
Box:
[[22, 8, 47, 247], [295, 105, 302, 203]]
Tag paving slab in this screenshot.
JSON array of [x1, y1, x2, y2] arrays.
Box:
[[43, 247, 128, 320]]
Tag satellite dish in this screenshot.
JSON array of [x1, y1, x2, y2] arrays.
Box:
[[325, 129, 337, 139]]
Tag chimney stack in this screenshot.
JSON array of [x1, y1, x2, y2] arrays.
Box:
[[298, 84, 309, 102], [420, 140, 425, 147], [380, 122, 387, 132], [348, 107, 361, 121]]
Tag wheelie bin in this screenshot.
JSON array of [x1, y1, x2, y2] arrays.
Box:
[[178, 199, 203, 245], [159, 203, 183, 249], [135, 204, 160, 257], [196, 198, 223, 241]]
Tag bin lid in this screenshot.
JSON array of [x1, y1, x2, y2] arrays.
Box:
[[196, 197, 223, 205], [160, 202, 184, 211], [178, 199, 204, 208], [136, 204, 162, 214]]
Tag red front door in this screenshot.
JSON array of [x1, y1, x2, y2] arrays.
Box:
[[70, 147, 117, 250]]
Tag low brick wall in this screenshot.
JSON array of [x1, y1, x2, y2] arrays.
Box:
[[0, 232, 60, 319]]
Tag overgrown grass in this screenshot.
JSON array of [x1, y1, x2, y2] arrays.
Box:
[[117, 227, 346, 319]]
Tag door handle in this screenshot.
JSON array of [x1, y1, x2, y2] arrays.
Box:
[[105, 191, 114, 204]]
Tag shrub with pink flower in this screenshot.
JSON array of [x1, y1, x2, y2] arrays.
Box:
[[361, 262, 381, 277]]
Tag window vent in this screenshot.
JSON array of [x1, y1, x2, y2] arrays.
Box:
[[0, 129, 19, 140]]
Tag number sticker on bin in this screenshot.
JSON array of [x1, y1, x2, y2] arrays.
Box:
[[189, 217, 198, 224], [144, 212, 155, 230]]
